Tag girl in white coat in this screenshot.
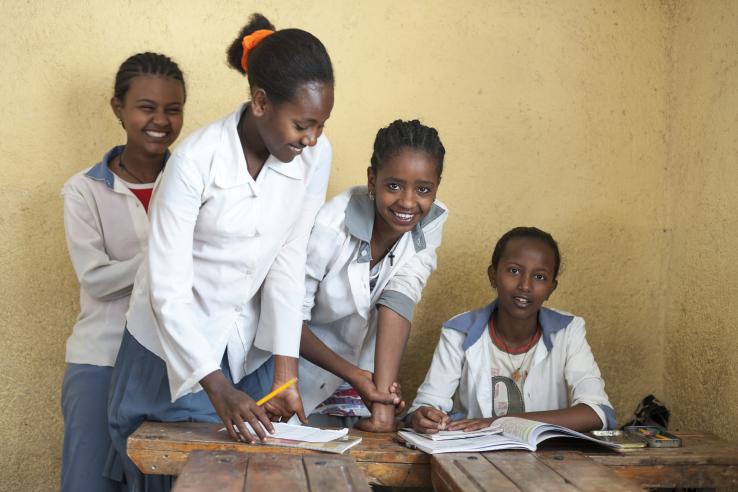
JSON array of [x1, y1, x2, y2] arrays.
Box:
[[408, 227, 615, 434], [297, 120, 448, 432], [60, 52, 186, 492], [105, 14, 334, 491]]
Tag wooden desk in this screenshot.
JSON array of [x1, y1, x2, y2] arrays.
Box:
[[432, 451, 643, 491], [128, 421, 430, 488], [129, 423, 738, 489], [172, 451, 371, 492]]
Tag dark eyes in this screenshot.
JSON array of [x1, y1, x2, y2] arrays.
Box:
[[507, 267, 547, 281], [385, 183, 433, 194]]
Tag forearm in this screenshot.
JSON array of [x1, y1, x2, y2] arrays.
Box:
[[299, 323, 358, 382], [369, 306, 410, 421], [272, 354, 299, 385], [508, 404, 603, 432], [372, 306, 410, 392]]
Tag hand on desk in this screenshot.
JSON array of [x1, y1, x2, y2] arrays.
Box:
[[447, 417, 496, 432], [409, 406, 450, 434], [354, 401, 405, 432], [201, 369, 274, 443]]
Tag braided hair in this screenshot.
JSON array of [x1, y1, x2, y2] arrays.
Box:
[[113, 52, 186, 102], [370, 119, 445, 178], [226, 13, 334, 104]]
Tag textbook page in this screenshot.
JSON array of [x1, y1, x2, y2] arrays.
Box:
[[220, 422, 348, 442]]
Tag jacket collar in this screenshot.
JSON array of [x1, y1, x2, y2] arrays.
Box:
[[344, 190, 446, 260], [444, 299, 574, 352], [85, 145, 170, 189]]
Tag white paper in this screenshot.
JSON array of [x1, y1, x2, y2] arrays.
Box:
[[219, 422, 348, 443]]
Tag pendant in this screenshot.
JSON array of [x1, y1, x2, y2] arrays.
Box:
[[511, 370, 521, 382]]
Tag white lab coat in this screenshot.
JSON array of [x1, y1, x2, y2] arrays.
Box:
[[409, 301, 616, 430], [61, 146, 150, 366], [126, 104, 332, 401], [298, 187, 448, 414]]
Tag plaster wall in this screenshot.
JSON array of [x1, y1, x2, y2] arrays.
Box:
[[663, 1, 738, 439], [0, 0, 720, 490]]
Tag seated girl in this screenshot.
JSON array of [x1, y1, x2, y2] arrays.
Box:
[[297, 119, 448, 432], [408, 227, 615, 434]]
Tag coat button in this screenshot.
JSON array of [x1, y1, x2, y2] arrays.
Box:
[[235, 306, 242, 312]]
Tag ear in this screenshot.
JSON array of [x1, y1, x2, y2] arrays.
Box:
[[110, 96, 123, 120], [366, 166, 376, 192], [487, 265, 497, 289], [250, 88, 269, 117]]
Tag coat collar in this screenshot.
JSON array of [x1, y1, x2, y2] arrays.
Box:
[[85, 145, 170, 190], [344, 189, 446, 262], [444, 299, 574, 352]]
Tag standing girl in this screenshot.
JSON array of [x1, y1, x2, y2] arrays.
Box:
[[106, 13, 334, 491], [408, 227, 615, 434], [297, 120, 448, 432], [60, 52, 186, 492]]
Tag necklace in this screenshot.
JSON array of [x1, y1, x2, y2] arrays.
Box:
[[119, 155, 161, 184], [489, 317, 540, 383]]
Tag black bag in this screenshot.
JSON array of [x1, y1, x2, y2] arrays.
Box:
[[620, 394, 670, 429]]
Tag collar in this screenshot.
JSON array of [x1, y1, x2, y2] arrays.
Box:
[[214, 104, 303, 188], [85, 145, 170, 189], [444, 299, 574, 352], [345, 190, 446, 263]]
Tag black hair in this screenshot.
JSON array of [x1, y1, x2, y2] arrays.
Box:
[[490, 227, 561, 279], [370, 119, 445, 178], [113, 52, 186, 102], [226, 13, 334, 104]]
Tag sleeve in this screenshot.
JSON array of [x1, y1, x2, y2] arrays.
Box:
[[301, 221, 342, 322], [146, 153, 221, 399], [564, 318, 617, 430], [408, 327, 466, 414], [253, 139, 332, 357], [61, 183, 142, 302], [377, 210, 448, 321]]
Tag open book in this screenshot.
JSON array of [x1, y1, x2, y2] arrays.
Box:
[[219, 422, 362, 454], [397, 416, 623, 454]]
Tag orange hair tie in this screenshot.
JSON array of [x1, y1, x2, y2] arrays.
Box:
[[241, 29, 274, 72]]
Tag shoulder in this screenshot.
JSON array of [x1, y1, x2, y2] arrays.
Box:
[[314, 186, 363, 229], [62, 147, 121, 197], [172, 111, 234, 162], [540, 306, 587, 343]]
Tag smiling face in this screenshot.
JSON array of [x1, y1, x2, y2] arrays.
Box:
[[252, 81, 334, 163], [368, 147, 440, 237], [488, 237, 558, 321], [111, 74, 185, 158]]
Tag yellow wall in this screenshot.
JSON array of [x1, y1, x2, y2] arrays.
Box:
[[664, 1, 738, 439], [0, 1, 734, 490]]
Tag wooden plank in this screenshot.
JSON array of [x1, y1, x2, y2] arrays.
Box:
[[431, 453, 519, 492], [358, 462, 432, 488], [480, 451, 578, 492], [172, 451, 248, 492], [244, 454, 308, 492], [303, 455, 372, 492], [534, 451, 643, 491]]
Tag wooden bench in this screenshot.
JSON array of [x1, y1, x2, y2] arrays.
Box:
[[129, 422, 738, 489], [172, 451, 371, 492], [432, 451, 643, 491]]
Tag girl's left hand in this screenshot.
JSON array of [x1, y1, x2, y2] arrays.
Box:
[[446, 418, 496, 432], [262, 384, 308, 424]]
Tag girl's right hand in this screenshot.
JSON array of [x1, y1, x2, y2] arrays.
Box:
[[409, 406, 449, 434], [200, 370, 274, 443], [348, 368, 401, 407]]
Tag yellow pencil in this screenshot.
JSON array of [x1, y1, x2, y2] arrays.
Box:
[[256, 377, 298, 406]]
